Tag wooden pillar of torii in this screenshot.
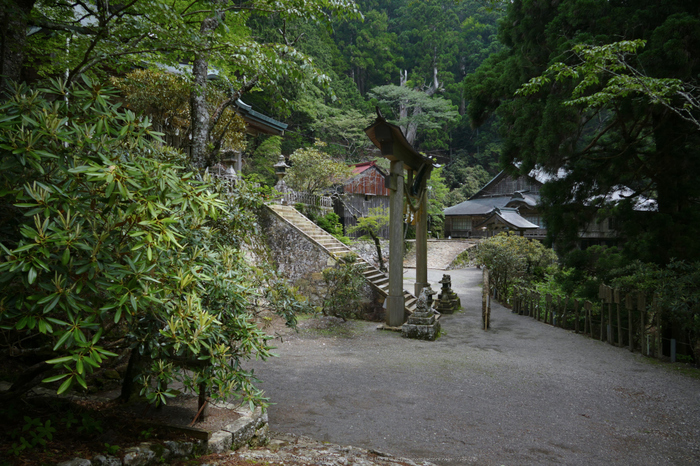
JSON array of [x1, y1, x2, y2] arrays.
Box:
[[364, 112, 433, 327]]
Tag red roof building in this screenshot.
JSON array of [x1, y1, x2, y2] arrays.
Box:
[[343, 161, 390, 197], [335, 161, 391, 238]]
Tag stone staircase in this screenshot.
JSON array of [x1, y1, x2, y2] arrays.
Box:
[[266, 204, 418, 316]]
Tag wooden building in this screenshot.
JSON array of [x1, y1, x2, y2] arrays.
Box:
[[335, 161, 391, 238], [444, 170, 618, 244]]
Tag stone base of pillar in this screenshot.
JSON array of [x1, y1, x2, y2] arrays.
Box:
[[435, 295, 459, 315], [401, 287, 440, 341]]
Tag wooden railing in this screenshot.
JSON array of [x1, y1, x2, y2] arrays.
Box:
[[281, 191, 333, 210]]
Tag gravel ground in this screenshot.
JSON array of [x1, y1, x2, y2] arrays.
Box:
[[246, 268, 700, 466]]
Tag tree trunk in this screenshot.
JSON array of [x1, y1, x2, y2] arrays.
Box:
[[120, 348, 142, 402], [369, 228, 386, 273], [189, 16, 220, 169], [0, 0, 36, 90]]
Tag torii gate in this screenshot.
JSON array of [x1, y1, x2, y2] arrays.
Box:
[[364, 113, 433, 327]]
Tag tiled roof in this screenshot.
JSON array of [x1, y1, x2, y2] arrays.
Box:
[[444, 196, 510, 216]]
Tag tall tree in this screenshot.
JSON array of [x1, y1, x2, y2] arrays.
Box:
[[369, 84, 459, 147], [465, 0, 700, 263]]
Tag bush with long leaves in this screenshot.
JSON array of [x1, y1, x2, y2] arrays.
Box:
[[0, 78, 272, 406]]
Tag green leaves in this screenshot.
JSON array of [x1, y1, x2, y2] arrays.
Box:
[[286, 140, 354, 194], [0, 79, 273, 407], [321, 254, 365, 320], [475, 232, 558, 300]]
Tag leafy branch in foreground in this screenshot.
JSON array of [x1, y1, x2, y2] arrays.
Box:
[[516, 40, 700, 129], [0, 78, 279, 407]]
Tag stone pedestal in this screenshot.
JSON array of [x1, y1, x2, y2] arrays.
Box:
[[402, 286, 440, 341], [435, 274, 460, 314]]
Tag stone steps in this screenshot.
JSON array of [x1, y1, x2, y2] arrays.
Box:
[[266, 203, 417, 319]]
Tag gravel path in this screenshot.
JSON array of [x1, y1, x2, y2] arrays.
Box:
[[403, 240, 475, 269], [247, 268, 700, 466]]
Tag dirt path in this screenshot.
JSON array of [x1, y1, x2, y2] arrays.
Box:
[[245, 268, 700, 466]]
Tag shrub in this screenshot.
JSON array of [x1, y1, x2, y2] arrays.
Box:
[[321, 254, 365, 321], [0, 79, 274, 407], [474, 232, 558, 302]]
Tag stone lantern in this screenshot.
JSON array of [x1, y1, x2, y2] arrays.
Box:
[[273, 154, 291, 194]]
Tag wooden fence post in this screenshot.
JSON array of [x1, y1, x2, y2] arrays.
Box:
[[562, 296, 569, 329], [654, 294, 661, 358], [545, 294, 552, 325], [482, 268, 489, 331], [625, 292, 634, 352], [585, 300, 593, 336], [607, 286, 614, 345], [638, 293, 646, 355], [574, 299, 580, 334], [614, 288, 622, 348], [598, 284, 606, 341], [535, 293, 541, 321]]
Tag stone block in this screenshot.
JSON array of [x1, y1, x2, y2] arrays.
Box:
[[91, 455, 121, 466], [208, 431, 233, 454], [57, 459, 92, 466], [164, 440, 195, 458], [123, 444, 156, 466], [407, 315, 435, 325], [402, 321, 440, 341], [249, 424, 270, 447]]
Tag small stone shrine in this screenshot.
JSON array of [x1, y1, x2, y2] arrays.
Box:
[[434, 274, 461, 314], [402, 286, 440, 341]]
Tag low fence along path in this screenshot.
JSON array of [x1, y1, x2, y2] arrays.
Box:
[[246, 268, 700, 465]]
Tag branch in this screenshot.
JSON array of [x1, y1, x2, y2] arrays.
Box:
[[27, 18, 96, 35], [208, 76, 259, 134], [0, 361, 54, 402], [182, 5, 278, 18]]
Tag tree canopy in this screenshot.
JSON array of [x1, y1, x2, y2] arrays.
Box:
[[465, 0, 700, 263]]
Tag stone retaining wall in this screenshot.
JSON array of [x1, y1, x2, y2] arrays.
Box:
[[57, 403, 268, 466], [259, 207, 382, 313]]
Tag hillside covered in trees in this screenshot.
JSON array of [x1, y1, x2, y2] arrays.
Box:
[[242, 0, 506, 205]]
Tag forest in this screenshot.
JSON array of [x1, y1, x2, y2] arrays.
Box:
[[242, 0, 505, 208]]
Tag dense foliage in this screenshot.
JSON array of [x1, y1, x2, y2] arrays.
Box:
[[474, 232, 557, 301], [0, 80, 292, 405], [465, 0, 700, 263], [243, 0, 507, 208], [286, 141, 355, 194], [321, 254, 366, 321]]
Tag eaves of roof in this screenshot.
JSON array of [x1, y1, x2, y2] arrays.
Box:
[[474, 208, 539, 230], [233, 99, 287, 136], [444, 196, 511, 216]]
